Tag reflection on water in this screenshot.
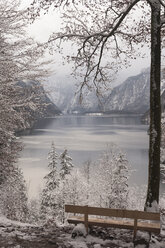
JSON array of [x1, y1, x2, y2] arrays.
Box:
[[18, 114, 149, 197]]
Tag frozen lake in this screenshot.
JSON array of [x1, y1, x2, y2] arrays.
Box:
[[18, 114, 149, 198]]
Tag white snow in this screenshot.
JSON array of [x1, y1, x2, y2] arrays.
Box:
[[146, 200, 159, 212], [72, 223, 87, 237], [93, 245, 101, 248], [0, 215, 34, 227], [69, 239, 88, 248]]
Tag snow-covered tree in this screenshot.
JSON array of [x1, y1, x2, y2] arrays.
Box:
[[28, 198, 41, 224], [59, 149, 74, 180], [128, 185, 147, 211], [91, 145, 130, 209], [0, 132, 22, 186], [81, 160, 92, 204], [0, 166, 28, 222], [46, 141, 59, 189], [40, 142, 59, 219], [110, 153, 130, 208], [51, 149, 73, 223], [65, 169, 87, 206], [0, 0, 50, 216], [56, 168, 86, 223]]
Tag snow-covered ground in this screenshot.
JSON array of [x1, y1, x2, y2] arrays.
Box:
[[1, 216, 165, 248]]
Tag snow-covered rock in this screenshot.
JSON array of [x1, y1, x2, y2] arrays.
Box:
[[0, 215, 34, 228], [72, 223, 87, 238]]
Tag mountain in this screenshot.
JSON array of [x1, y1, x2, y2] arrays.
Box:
[[46, 80, 101, 114], [15, 80, 61, 131], [48, 69, 151, 114], [103, 69, 150, 113]]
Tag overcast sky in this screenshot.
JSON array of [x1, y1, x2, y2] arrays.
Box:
[[20, 0, 150, 87]]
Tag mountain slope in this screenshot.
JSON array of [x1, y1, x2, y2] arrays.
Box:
[[104, 69, 150, 113], [15, 80, 61, 130], [47, 69, 151, 114], [46, 80, 100, 114]]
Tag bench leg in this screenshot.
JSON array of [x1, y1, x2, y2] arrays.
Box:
[[84, 214, 88, 234], [133, 219, 137, 240], [84, 205, 88, 235]]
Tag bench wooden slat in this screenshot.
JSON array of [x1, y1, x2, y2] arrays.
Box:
[[65, 205, 85, 214], [65, 205, 160, 221], [67, 216, 160, 233]]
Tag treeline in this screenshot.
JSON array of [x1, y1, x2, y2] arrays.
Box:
[[0, 0, 51, 220]]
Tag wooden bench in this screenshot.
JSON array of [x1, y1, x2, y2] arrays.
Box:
[[65, 204, 160, 239]]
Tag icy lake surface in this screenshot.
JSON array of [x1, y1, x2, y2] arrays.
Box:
[[18, 114, 149, 197]]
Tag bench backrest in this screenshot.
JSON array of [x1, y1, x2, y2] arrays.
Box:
[[65, 204, 160, 221]]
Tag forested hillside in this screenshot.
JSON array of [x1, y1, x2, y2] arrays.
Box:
[[15, 80, 60, 131]]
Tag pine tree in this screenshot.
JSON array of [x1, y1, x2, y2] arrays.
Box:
[[28, 198, 41, 224], [46, 141, 59, 189], [59, 149, 74, 180], [40, 142, 59, 220], [110, 153, 130, 209], [55, 149, 74, 223], [81, 160, 92, 205]]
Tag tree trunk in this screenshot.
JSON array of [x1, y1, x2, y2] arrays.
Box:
[[145, 1, 161, 209]]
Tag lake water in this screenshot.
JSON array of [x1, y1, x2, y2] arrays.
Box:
[[18, 114, 149, 198]]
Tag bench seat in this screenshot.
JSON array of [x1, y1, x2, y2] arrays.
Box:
[[68, 216, 160, 233]]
